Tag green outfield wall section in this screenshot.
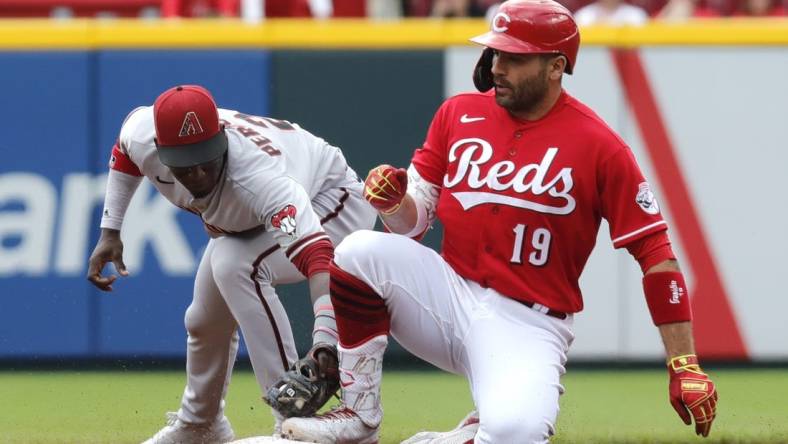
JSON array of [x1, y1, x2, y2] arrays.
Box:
[[270, 50, 443, 174], [270, 49, 446, 361], [269, 48, 446, 247]]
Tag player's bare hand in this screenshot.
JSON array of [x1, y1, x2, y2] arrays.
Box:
[[363, 164, 408, 215], [86, 228, 129, 292], [667, 354, 718, 437]]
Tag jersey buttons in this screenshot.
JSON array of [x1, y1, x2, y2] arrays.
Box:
[[511, 131, 522, 155], [484, 245, 493, 253], [492, 205, 500, 215]]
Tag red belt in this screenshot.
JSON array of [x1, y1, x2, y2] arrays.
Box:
[[520, 300, 567, 320]]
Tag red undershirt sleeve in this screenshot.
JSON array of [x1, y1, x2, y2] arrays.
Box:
[[625, 230, 676, 273], [287, 237, 334, 277]]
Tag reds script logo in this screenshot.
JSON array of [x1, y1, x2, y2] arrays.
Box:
[[444, 138, 576, 215], [271, 204, 297, 237], [179, 111, 204, 137]]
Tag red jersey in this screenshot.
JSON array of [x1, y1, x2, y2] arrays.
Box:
[[412, 90, 667, 313]]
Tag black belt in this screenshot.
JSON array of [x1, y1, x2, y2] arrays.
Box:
[[519, 300, 567, 320]]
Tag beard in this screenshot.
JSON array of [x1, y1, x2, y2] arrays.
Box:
[[494, 66, 550, 115]]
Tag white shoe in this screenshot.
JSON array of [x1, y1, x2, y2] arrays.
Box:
[[400, 410, 479, 444], [281, 406, 379, 444], [142, 411, 235, 444]]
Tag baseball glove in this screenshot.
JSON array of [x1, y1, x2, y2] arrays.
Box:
[[263, 343, 340, 418]]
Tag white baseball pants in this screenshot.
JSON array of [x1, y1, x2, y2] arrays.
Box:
[[334, 230, 575, 443], [178, 183, 376, 424]]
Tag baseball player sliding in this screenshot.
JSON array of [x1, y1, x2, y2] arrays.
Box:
[[276, 0, 718, 442], [86, 85, 376, 443]]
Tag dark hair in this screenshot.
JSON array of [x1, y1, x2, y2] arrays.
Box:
[[538, 53, 564, 64], [539, 53, 569, 74]]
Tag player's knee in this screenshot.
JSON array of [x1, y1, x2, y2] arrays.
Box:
[[477, 411, 553, 444], [336, 229, 378, 256], [334, 229, 397, 270], [334, 230, 382, 269], [208, 237, 255, 286], [184, 303, 209, 337]]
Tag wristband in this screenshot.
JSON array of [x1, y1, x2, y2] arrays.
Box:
[[643, 271, 692, 325], [668, 354, 701, 373]]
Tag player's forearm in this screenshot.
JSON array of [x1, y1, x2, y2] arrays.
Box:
[[307, 271, 338, 347], [645, 258, 695, 357], [307, 271, 330, 305], [379, 194, 419, 234], [648, 259, 695, 357], [100, 169, 143, 231], [658, 321, 696, 358], [645, 258, 680, 274]]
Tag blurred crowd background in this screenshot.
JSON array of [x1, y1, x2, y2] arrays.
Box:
[[0, 0, 784, 23]]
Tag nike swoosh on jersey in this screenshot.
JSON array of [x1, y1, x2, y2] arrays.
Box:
[[156, 176, 175, 185], [460, 114, 486, 123]]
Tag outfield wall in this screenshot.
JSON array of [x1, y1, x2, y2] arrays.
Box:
[[0, 20, 786, 362]]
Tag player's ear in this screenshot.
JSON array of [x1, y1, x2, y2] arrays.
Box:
[[548, 56, 567, 81]]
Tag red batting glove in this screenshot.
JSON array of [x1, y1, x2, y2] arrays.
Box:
[[364, 165, 408, 215], [668, 354, 718, 437]]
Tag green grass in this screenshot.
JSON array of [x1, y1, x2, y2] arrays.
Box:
[[0, 369, 786, 443]]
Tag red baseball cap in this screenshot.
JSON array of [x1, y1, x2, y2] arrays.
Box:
[[153, 85, 228, 168]]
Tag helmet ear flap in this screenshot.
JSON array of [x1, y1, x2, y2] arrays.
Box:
[[472, 48, 495, 93]]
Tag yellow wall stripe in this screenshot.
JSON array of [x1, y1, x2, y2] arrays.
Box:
[[1, 18, 787, 49]]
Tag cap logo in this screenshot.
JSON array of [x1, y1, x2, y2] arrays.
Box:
[[179, 111, 205, 137], [492, 12, 510, 33]]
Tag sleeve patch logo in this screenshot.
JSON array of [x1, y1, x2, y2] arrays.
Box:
[[271, 204, 297, 237], [636, 182, 660, 215]]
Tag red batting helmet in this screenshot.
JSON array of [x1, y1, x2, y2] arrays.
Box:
[[470, 0, 580, 74]]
